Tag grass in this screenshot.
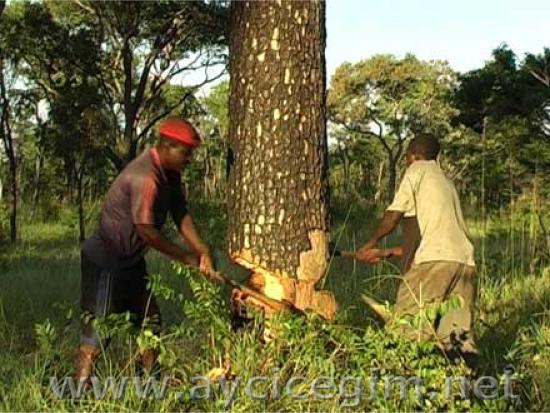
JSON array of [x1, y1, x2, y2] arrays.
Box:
[[0, 200, 549, 411]]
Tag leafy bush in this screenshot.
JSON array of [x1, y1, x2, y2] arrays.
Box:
[[47, 261, 524, 412]]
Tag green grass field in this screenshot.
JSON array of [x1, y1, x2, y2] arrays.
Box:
[[0, 202, 549, 411]]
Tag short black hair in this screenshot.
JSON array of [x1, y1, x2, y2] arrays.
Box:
[[407, 133, 441, 160]]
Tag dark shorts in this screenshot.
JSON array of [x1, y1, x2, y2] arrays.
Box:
[[80, 251, 161, 347]]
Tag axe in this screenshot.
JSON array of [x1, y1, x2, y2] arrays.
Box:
[[329, 243, 399, 262], [203, 251, 299, 313], [329, 242, 356, 259], [210, 269, 303, 315]]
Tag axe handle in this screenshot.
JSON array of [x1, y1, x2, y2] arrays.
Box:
[[211, 270, 300, 314], [329, 242, 355, 259], [332, 249, 356, 259], [338, 251, 356, 259]]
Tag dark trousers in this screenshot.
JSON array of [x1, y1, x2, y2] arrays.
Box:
[[80, 251, 161, 348], [392, 261, 477, 356]]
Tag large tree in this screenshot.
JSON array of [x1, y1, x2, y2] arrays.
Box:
[[227, 0, 335, 319], [9, 0, 228, 172], [453, 45, 550, 203], [0, 2, 40, 243], [63, 0, 228, 170], [328, 55, 457, 201], [0, 0, 228, 241], [523, 48, 550, 138], [0, 55, 17, 243], [0, 1, 107, 242]]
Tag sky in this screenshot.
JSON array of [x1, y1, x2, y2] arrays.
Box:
[[8, 1, 550, 89], [181, 0, 550, 95], [325, 0, 550, 78]]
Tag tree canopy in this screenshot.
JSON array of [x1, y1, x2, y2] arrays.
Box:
[[328, 54, 457, 199]]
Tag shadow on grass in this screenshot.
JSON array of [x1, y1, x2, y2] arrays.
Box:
[[477, 275, 550, 371]]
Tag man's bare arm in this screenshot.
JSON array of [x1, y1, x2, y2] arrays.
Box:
[[178, 214, 210, 256], [136, 224, 198, 266], [177, 214, 220, 278], [359, 211, 403, 251], [383, 246, 403, 258], [354, 246, 403, 263]]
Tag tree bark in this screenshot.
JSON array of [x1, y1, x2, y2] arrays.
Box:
[[76, 169, 85, 242], [204, 144, 212, 199], [8, 162, 16, 243], [0, 57, 17, 243], [32, 126, 45, 210], [384, 138, 406, 203], [228, 0, 335, 319], [374, 160, 384, 203], [387, 155, 397, 202], [336, 139, 350, 198], [32, 154, 43, 206]]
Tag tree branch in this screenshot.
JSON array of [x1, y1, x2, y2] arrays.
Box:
[[71, 0, 95, 15], [529, 69, 550, 87], [140, 55, 225, 122], [136, 67, 226, 143], [122, 36, 135, 137]]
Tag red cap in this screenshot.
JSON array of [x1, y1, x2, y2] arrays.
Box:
[[159, 118, 201, 147]]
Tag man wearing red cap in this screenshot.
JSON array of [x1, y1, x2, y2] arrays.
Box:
[[75, 118, 220, 381]]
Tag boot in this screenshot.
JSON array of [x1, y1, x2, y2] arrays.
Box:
[[74, 344, 99, 384], [139, 348, 158, 375]]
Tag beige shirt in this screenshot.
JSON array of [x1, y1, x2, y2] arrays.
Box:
[[387, 160, 475, 266]]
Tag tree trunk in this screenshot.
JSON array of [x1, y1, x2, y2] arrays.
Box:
[[227, 0, 335, 320], [214, 160, 221, 199], [204, 145, 211, 199], [65, 164, 74, 204], [122, 37, 137, 168], [0, 57, 17, 243], [336, 141, 350, 198], [32, 152, 44, 209], [9, 164, 16, 243], [374, 160, 384, 203], [387, 155, 397, 202], [361, 162, 372, 198], [76, 169, 86, 242]]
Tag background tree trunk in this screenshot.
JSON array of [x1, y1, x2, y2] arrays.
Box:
[[374, 160, 384, 203], [227, 0, 335, 319], [76, 168, 86, 242], [0, 57, 17, 243], [8, 162, 16, 243], [336, 140, 350, 198], [387, 155, 397, 202]]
